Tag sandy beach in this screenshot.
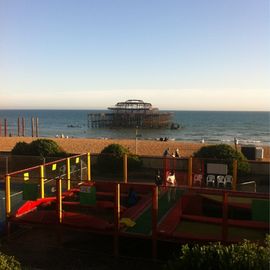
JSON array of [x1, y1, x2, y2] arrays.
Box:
[[0, 137, 269, 160]]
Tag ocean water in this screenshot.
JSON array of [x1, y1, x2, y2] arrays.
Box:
[[0, 110, 269, 145]]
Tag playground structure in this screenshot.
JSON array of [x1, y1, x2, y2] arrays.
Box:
[[4, 153, 269, 259]]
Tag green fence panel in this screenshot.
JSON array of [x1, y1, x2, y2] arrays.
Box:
[[23, 183, 39, 200], [79, 185, 96, 205], [251, 199, 269, 222]]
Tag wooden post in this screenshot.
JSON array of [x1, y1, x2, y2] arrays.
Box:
[[114, 183, 120, 257], [40, 165, 45, 198], [123, 154, 127, 183], [188, 157, 193, 187], [222, 191, 228, 242], [87, 153, 91, 181], [31, 117, 35, 137], [5, 174, 11, 218], [152, 186, 158, 260], [232, 160, 238, 191], [22, 117, 25, 137], [4, 119, 7, 137], [17, 117, 20, 136], [35, 117, 39, 137], [57, 178, 62, 223], [66, 158, 70, 190], [0, 118, 2, 136]]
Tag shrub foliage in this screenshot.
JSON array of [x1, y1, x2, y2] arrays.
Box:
[[97, 144, 141, 174], [165, 235, 270, 270], [11, 139, 67, 158], [0, 252, 21, 270], [194, 144, 250, 175]]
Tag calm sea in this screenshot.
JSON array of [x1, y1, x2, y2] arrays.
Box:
[[0, 110, 269, 145]]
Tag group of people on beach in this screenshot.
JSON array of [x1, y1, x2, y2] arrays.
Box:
[[55, 134, 69, 139], [163, 147, 181, 158]]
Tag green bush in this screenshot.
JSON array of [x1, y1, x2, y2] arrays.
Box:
[[97, 144, 141, 174], [0, 252, 21, 270], [11, 142, 31, 155], [11, 139, 67, 158], [128, 154, 142, 171], [165, 235, 270, 270], [194, 144, 250, 175]]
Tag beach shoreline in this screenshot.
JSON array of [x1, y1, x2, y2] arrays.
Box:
[[0, 136, 269, 160]]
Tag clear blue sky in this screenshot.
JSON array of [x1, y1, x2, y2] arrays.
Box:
[[0, 0, 269, 110]]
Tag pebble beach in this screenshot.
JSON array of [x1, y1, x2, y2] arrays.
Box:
[[0, 137, 269, 160]]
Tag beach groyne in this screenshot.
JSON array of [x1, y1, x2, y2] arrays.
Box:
[[0, 117, 39, 137]]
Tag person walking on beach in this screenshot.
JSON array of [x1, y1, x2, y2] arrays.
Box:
[[163, 147, 171, 157], [166, 170, 176, 202], [174, 148, 180, 158]]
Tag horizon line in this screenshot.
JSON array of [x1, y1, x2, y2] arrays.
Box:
[[0, 108, 269, 113]]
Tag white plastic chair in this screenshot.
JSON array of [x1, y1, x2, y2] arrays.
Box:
[[225, 175, 233, 187], [216, 175, 225, 188], [206, 175, 215, 187], [193, 174, 203, 186]]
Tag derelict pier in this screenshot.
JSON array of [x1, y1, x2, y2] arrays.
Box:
[[87, 99, 178, 129]]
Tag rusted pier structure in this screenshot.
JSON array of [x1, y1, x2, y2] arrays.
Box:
[[88, 99, 179, 129]]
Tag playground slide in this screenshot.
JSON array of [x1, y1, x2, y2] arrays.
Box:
[[124, 189, 184, 235], [158, 197, 182, 236], [121, 194, 152, 221]]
